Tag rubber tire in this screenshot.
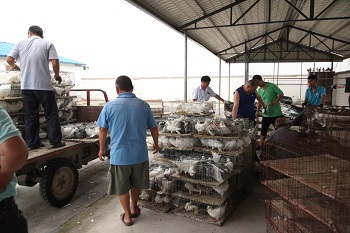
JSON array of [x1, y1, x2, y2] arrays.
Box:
[[39, 159, 79, 207]]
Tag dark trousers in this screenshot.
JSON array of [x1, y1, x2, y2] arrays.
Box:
[[0, 197, 28, 233], [22, 90, 62, 147]]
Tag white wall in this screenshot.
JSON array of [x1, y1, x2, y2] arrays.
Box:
[[333, 71, 350, 106]]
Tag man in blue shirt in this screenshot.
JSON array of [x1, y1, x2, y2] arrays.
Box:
[[97, 75, 159, 226], [0, 106, 29, 232], [293, 75, 326, 126]]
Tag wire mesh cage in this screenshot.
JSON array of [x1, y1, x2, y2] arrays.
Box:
[[261, 134, 350, 233]]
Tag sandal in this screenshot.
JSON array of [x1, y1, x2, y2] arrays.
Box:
[[120, 213, 133, 226], [131, 206, 141, 218]]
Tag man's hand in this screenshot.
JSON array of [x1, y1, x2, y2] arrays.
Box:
[[11, 64, 20, 71], [98, 149, 106, 161], [55, 75, 62, 84], [302, 102, 307, 108], [153, 144, 159, 154], [319, 104, 324, 108]]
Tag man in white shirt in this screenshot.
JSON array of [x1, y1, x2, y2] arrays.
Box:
[[192, 75, 225, 103]]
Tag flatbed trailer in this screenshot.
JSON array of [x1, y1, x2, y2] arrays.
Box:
[[15, 89, 109, 207]]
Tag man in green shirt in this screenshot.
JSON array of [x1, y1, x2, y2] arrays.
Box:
[[253, 75, 284, 148]]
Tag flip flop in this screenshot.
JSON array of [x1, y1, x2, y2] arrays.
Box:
[[120, 213, 133, 226], [131, 206, 141, 218]]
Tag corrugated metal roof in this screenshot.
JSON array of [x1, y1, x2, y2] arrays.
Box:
[[0, 41, 85, 66], [126, 0, 350, 63]]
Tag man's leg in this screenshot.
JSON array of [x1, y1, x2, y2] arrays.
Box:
[[21, 90, 40, 148], [118, 192, 133, 224], [37, 90, 62, 145], [130, 186, 141, 215]]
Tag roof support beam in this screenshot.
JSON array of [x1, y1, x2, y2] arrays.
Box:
[[177, 0, 248, 30], [231, 0, 260, 26], [315, 0, 338, 19], [283, 0, 309, 20], [216, 26, 287, 54]]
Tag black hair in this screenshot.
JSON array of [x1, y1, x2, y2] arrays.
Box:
[[115, 75, 133, 91], [201, 75, 211, 82], [307, 74, 318, 81], [252, 75, 262, 81], [28, 25, 43, 38]]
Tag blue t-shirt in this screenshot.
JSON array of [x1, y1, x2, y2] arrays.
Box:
[[0, 107, 21, 201], [97, 92, 157, 165], [235, 86, 256, 121], [305, 86, 326, 106]]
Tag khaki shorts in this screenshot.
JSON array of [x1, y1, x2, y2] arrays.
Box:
[[108, 161, 149, 195]]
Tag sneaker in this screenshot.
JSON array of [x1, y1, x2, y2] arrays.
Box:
[[50, 142, 66, 149]]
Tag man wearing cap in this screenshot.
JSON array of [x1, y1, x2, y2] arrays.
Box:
[[192, 75, 225, 103]]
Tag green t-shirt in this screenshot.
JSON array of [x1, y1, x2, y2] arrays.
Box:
[[0, 107, 21, 201], [257, 82, 283, 117]]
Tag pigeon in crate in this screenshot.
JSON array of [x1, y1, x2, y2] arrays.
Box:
[[223, 139, 237, 151], [184, 182, 202, 194], [73, 128, 87, 139], [154, 193, 163, 204], [235, 139, 244, 149], [163, 119, 181, 134], [140, 190, 151, 201], [211, 151, 221, 163], [176, 137, 194, 148], [161, 178, 172, 193], [149, 166, 165, 179], [224, 158, 234, 172], [207, 203, 227, 221], [208, 139, 224, 151], [184, 202, 199, 213], [210, 181, 229, 197], [162, 195, 172, 204], [195, 119, 211, 134], [219, 120, 232, 135], [200, 138, 210, 148], [168, 136, 177, 147]]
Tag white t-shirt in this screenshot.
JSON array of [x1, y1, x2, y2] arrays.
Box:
[[8, 36, 59, 91], [192, 85, 216, 102]]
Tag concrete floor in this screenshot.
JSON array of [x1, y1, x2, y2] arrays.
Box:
[[15, 152, 267, 233]]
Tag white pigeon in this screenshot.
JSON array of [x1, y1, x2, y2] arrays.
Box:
[[184, 202, 198, 212], [235, 139, 244, 148], [154, 193, 163, 204], [211, 181, 229, 197], [223, 139, 237, 151], [200, 138, 210, 147], [207, 203, 227, 220], [211, 151, 221, 163], [169, 137, 177, 147], [208, 139, 224, 151], [149, 166, 164, 178], [211, 164, 224, 182], [219, 121, 232, 135], [176, 137, 194, 148], [140, 190, 151, 201], [161, 178, 172, 192], [195, 119, 210, 134], [224, 158, 234, 172], [184, 182, 202, 194]]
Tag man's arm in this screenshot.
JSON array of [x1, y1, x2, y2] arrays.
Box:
[[232, 91, 240, 119], [0, 136, 28, 192], [255, 91, 266, 109], [149, 127, 159, 154], [214, 94, 225, 103], [51, 59, 60, 79], [5, 56, 20, 70], [269, 93, 284, 106], [98, 127, 109, 161]]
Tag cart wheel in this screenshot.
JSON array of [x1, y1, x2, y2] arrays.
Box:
[[39, 159, 79, 207]]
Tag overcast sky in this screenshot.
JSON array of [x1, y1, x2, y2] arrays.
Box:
[[2, 0, 348, 78]]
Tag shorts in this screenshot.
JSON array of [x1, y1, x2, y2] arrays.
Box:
[[261, 116, 283, 137], [108, 161, 149, 195]]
